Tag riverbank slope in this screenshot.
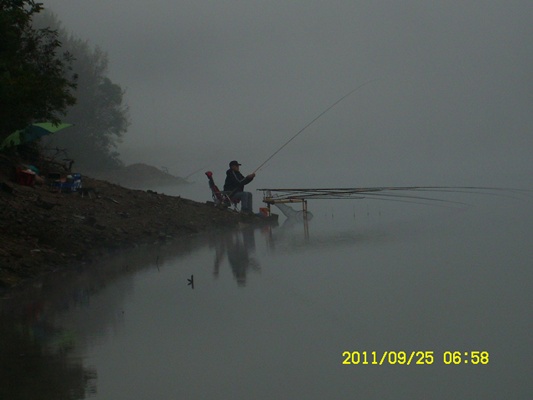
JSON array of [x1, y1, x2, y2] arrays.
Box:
[[0, 174, 251, 289]]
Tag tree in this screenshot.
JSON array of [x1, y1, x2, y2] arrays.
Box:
[[35, 11, 130, 170], [0, 1, 76, 139]]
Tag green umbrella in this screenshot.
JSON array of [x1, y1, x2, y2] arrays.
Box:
[[0, 122, 72, 150]]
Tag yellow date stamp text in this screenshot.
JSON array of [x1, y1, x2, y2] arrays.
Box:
[[341, 351, 489, 366]]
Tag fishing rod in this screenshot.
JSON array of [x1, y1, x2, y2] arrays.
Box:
[[253, 79, 376, 174], [259, 186, 533, 209]]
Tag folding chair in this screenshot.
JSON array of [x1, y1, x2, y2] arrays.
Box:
[[205, 171, 240, 210]]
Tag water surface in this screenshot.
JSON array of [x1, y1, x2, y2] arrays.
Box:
[[1, 191, 532, 399]]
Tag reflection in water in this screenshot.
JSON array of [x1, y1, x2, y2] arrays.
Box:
[[0, 236, 214, 399], [0, 310, 97, 400], [211, 227, 260, 286], [263, 203, 313, 251], [274, 203, 313, 240], [1, 195, 531, 399], [263, 203, 387, 255], [0, 208, 406, 399], [0, 280, 100, 400], [209, 204, 357, 287]]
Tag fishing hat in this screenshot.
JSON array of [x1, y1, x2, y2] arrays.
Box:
[[229, 160, 241, 167]]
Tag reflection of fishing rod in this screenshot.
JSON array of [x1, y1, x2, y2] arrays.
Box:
[[253, 79, 376, 174]]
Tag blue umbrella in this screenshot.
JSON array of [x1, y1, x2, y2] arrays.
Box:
[[1, 122, 72, 149]]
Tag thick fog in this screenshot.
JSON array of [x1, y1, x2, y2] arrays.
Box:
[[42, 1, 532, 188]]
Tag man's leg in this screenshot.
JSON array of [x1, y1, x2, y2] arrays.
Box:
[[230, 191, 252, 212]]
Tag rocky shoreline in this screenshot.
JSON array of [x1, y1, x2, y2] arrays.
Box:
[[0, 175, 266, 290]]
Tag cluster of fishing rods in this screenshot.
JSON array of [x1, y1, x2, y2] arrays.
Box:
[[245, 80, 530, 207]]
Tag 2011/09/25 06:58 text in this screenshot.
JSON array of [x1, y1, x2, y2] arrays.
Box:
[[342, 351, 490, 366]]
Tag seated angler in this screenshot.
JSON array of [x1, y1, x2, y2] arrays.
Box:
[[224, 160, 256, 213]]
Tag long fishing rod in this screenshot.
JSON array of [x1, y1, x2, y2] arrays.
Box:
[[253, 79, 377, 174]]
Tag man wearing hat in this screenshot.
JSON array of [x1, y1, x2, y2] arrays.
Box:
[[224, 160, 256, 213]]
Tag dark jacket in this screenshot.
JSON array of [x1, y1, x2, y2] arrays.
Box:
[[224, 169, 254, 193]]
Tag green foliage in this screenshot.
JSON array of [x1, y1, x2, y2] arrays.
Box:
[[0, 1, 77, 138], [35, 12, 130, 170]]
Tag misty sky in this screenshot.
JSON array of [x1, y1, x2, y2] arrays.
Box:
[[41, 1, 532, 187]]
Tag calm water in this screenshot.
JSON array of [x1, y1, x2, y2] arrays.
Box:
[[1, 189, 532, 399]]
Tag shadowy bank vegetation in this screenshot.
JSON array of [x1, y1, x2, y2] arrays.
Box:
[[0, 1, 76, 139], [1, 1, 128, 170], [32, 9, 129, 171]]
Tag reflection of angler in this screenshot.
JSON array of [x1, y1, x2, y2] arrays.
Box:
[[227, 233, 251, 286], [241, 226, 256, 251], [211, 230, 260, 285], [227, 230, 260, 286]]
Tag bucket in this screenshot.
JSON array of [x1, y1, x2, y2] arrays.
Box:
[[259, 207, 269, 217], [15, 168, 35, 186]]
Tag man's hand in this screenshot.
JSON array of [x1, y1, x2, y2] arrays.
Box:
[[247, 173, 256, 179]]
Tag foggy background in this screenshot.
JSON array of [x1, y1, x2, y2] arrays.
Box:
[[42, 0, 532, 188]]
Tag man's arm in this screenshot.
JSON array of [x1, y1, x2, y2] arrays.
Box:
[[232, 171, 255, 186], [242, 173, 255, 185]]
